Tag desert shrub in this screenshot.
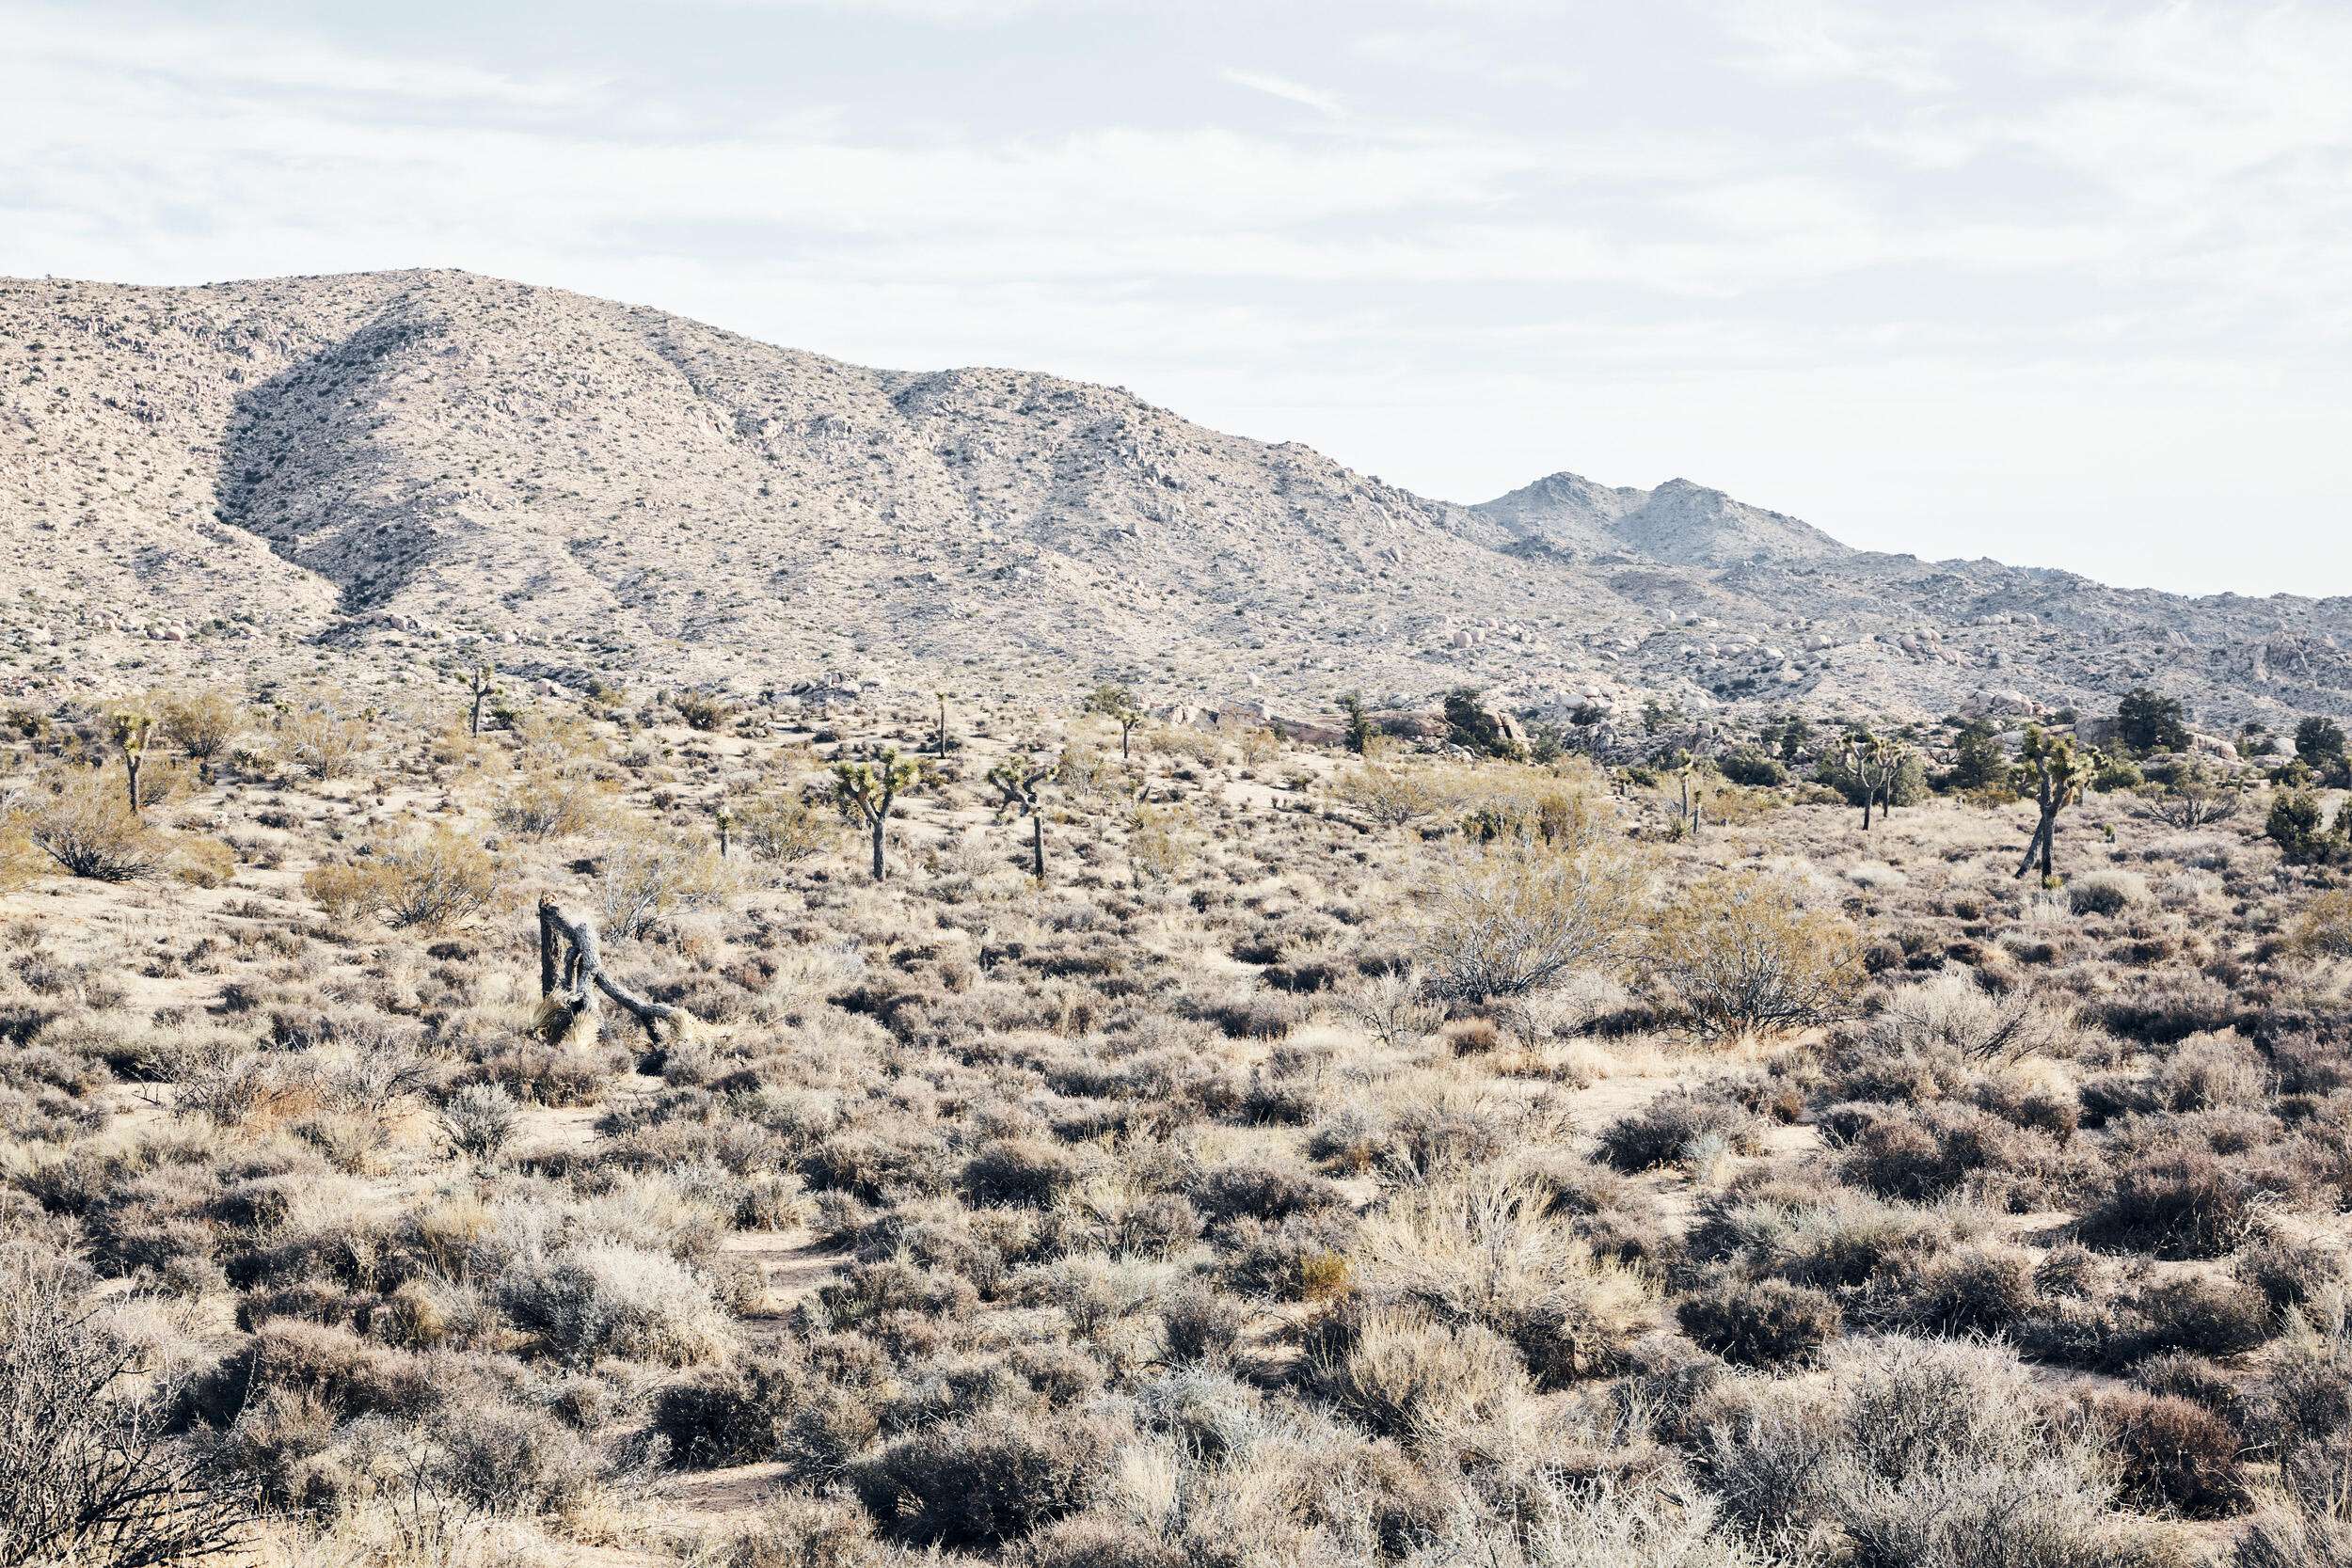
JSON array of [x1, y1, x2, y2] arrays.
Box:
[[499, 1241, 737, 1366], [674, 691, 736, 732], [2086, 1389, 2247, 1518], [1404, 1468, 1769, 1567], [1841, 1101, 2068, 1205], [596, 826, 732, 941], [1598, 1086, 1765, 1172], [1350, 1171, 1655, 1385], [496, 768, 611, 839], [155, 689, 244, 762], [1707, 1336, 2168, 1567], [1332, 764, 1446, 829], [2092, 974, 2247, 1046], [734, 791, 837, 863], [2234, 1235, 2347, 1313], [2267, 789, 2346, 866], [1718, 748, 1788, 787], [430, 1400, 599, 1517], [694, 1495, 880, 1568], [171, 836, 236, 888], [1868, 966, 2069, 1063], [1, 1247, 250, 1565], [1190, 1158, 1346, 1227], [439, 1083, 518, 1165], [187, 1319, 437, 1426], [2149, 1033, 2269, 1113], [24, 773, 167, 881], [276, 695, 367, 780], [1306, 1303, 1533, 1438], [849, 1409, 1120, 1548], [1418, 827, 1647, 1005], [652, 1355, 813, 1468], [964, 1138, 1091, 1208], [2080, 1145, 2263, 1259], [1899, 1242, 2043, 1336], [2129, 1275, 2274, 1358], [1158, 1282, 1245, 1364], [1677, 1273, 1842, 1368], [2066, 870, 2146, 916], [2291, 888, 2352, 959], [302, 826, 503, 930], [2234, 1491, 2352, 1568], [1648, 872, 1862, 1038], [1360, 1085, 1558, 1184], [1344, 964, 1445, 1049]]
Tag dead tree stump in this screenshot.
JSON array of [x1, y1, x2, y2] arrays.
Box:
[[535, 896, 691, 1043]]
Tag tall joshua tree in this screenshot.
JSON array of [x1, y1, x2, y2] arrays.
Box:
[[110, 710, 154, 815], [1840, 730, 1910, 829], [987, 755, 1058, 880], [832, 748, 921, 881], [2015, 726, 2094, 881], [467, 664, 497, 737], [1088, 683, 1143, 759]]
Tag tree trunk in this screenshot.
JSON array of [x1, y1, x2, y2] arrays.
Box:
[[1031, 813, 1046, 880], [870, 818, 885, 880], [2015, 814, 2055, 879], [125, 756, 142, 815], [537, 898, 689, 1042], [1120, 722, 1133, 760]]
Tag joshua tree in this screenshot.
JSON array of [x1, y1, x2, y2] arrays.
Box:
[[932, 691, 951, 762], [832, 747, 921, 881], [1337, 690, 1374, 755], [1673, 760, 1704, 839], [987, 755, 1058, 879], [1088, 683, 1143, 758], [713, 803, 733, 859], [467, 664, 496, 737], [110, 710, 153, 815], [1839, 730, 1910, 829], [2014, 726, 2095, 881]]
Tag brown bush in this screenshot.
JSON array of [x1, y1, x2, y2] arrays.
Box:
[[1, 1248, 250, 1564], [2088, 1389, 2248, 1518], [301, 826, 504, 930], [2081, 1146, 2263, 1259], [849, 1409, 1120, 1548], [1417, 826, 1648, 1005], [1677, 1273, 1842, 1367], [24, 773, 167, 881], [1648, 871, 1864, 1038]]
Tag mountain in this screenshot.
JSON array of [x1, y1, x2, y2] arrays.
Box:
[[1474, 472, 1847, 566], [5, 268, 2350, 731]]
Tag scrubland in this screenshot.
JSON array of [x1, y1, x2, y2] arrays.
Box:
[[3, 679, 2350, 1568]]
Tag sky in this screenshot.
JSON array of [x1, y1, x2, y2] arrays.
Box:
[[4, 0, 2347, 596]]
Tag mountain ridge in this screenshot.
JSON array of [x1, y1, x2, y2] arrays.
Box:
[[6, 267, 2349, 729]]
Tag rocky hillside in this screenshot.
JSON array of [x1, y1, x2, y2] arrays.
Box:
[[4, 269, 2349, 730], [1475, 471, 1847, 565]]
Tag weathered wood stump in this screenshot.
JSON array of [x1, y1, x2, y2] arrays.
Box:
[[535, 896, 691, 1043]]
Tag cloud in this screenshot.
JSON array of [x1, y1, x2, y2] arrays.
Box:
[[1220, 69, 1345, 118]]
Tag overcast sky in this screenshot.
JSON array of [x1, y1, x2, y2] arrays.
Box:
[[6, 1, 2346, 595]]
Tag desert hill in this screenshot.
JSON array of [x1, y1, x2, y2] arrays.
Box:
[[5, 268, 2350, 729]]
